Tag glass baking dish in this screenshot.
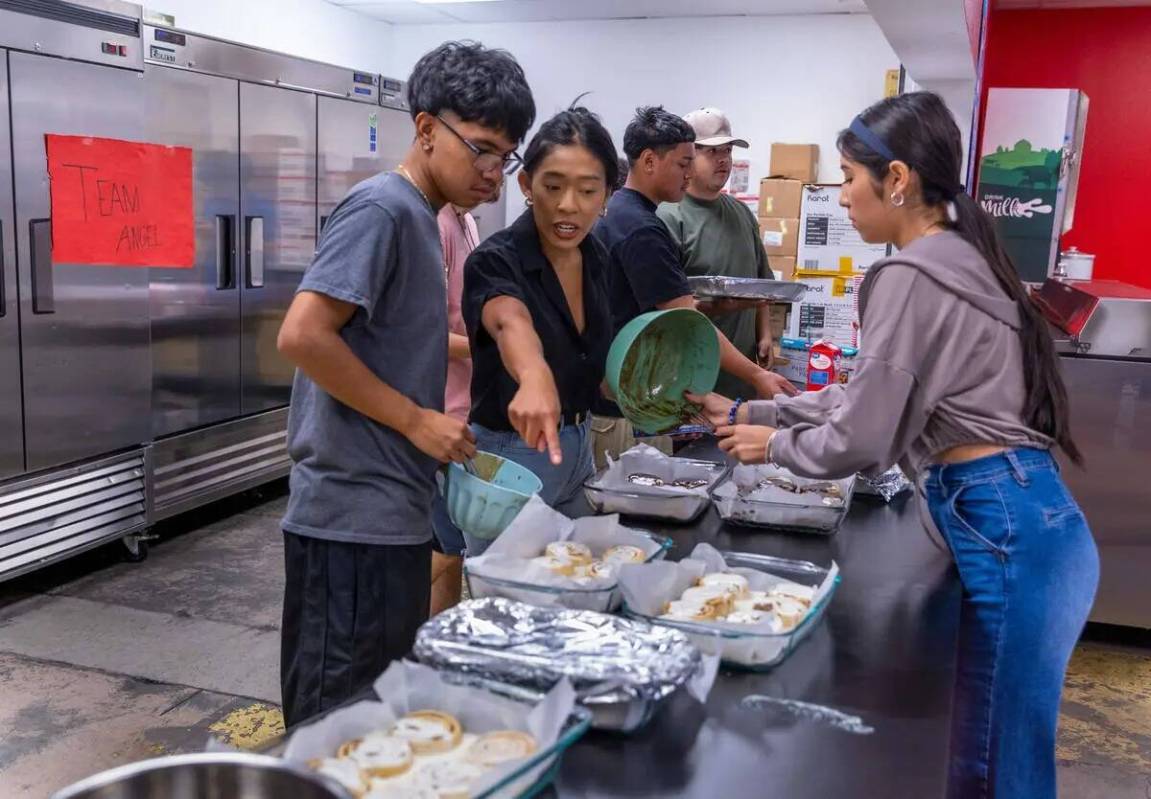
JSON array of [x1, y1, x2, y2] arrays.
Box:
[[464, 532, 673, 613], [710, 464, 856, 534], [265, 671, 592, 799], [469, 677, 592, 799], [582, 458, 726, 523], [623, 551, 839, 671]]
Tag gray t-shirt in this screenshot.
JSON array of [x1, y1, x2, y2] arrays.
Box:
[[282, 172, 447, 545]]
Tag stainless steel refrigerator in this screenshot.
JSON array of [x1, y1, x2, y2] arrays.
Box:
[[0, 0, 151, 577], [0, 0, 410, 578]]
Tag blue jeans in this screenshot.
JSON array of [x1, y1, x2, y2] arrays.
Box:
[[465, 419, 595, 555], [925, 448, 1098, 799], [431, 492, 466, 556]]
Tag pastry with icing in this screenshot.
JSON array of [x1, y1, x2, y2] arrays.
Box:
[[661, 598, 721, 622], [698, 572, 750, 597], [466, 730, 538, 768], [544, 541, 593, 564], [602, 544, 646, 565], [313, 756, 368, 797], [530, 555, 575, 576], [415, 760, 487, 799], [770, 582, 815, 606], [725, 609, 765, 625], [390, 710, 464, 755], [733, 591, 774, 613], [340, 732, 414, 779], [773, 597, 808, 630]]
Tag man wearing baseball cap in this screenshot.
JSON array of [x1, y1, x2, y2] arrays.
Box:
[[658, 108, 779, 400]]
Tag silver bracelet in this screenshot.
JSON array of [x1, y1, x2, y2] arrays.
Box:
[[765, 430, 779, 465]]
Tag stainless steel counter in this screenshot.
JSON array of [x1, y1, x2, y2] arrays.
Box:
[[1058, 355, 1151, 628]]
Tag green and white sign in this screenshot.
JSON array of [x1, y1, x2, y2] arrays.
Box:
[[976, 88, 1088, 283]]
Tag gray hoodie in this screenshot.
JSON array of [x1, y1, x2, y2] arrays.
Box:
[[747, 230, 1052, 479]]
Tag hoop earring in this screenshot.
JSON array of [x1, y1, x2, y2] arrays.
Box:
[[600, 206, 607, 217], [890, 191, 905, 208], [525, 197, 533, 207]]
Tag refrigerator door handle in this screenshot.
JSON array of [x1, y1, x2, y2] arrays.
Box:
[[30, 219, 55, 314], [0, 220, 5, 317], [215, 214, 236, 289], [245, 216, 264, 288]]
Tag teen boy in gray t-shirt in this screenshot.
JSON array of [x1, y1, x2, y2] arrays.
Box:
[[276, 41, 535, 726]]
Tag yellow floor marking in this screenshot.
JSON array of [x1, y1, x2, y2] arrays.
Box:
[[208, 703, 285, 751]]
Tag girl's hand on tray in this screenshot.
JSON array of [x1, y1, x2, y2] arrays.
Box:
[[715, 424, 778, 464]]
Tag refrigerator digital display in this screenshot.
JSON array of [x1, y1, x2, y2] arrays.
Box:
[[154, 29, 186, 47], [353, 72, 374, 85]]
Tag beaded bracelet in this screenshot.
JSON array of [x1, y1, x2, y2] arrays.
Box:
[[727, 398, 744, 426]]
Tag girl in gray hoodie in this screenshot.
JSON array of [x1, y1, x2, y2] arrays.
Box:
[[693, 92, 1097, 799]]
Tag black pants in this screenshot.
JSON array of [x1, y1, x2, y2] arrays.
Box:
[[280, 531, 431, 727]]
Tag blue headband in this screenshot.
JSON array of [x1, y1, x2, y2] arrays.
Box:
[[849, 116, 898, 163]]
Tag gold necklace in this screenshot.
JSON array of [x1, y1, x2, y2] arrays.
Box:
[[395, 164, 433, 210]]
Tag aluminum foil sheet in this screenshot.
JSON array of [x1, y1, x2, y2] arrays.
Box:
[[856, 467, 912, 502], [414, 598, 701, 704]]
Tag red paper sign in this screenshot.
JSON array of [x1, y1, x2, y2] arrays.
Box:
[[45, 134, 195, 268]]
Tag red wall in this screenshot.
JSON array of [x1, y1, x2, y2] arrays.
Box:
[[980, 8, 1151, 288]]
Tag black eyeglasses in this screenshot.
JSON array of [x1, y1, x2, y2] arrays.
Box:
[[436, 115, 523, 175]]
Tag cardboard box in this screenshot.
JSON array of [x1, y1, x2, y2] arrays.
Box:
[[776, 338, 809, 385], [770, 143, 819, 182], [797, 185, 890, 272], [785, 275, 864, 349], [768, 303, 788, 340], [769, 255, 796, 281], [758, 217, 799, 257], [757, 178, 804, 218], [777, 336, 859, 387]]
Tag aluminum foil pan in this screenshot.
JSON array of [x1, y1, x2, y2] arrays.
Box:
[[413, 598, 704, 732], [855, 466, 912, 502], [688, 276, 808, 303]]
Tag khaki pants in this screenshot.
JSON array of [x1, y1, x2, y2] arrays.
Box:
[[590, 415, 673, 471]]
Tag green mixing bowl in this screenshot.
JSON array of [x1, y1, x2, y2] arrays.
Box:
[[606, 308, 720, 434]]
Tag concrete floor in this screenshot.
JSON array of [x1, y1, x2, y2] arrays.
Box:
[[1, 481, 1149, 797]]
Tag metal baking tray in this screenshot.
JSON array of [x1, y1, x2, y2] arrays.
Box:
[[582, 458, 726, 523], [688, 276, 808, 303], [710, 464, 856, 534]]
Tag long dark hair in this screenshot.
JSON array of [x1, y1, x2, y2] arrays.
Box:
[[837, 91, 1081, 464]]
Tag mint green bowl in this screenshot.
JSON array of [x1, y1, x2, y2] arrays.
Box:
[[444, 452, 543, 541], [606, 308, 720, 434]]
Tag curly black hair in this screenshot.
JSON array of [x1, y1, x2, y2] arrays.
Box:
[[407, 41, 536, 143], [622, 106, 695, 164]]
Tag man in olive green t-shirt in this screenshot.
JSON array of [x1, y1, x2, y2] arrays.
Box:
[[658, 107, 776, 400]]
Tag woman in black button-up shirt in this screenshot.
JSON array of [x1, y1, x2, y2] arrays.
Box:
[[462, 107, 619, 550]]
